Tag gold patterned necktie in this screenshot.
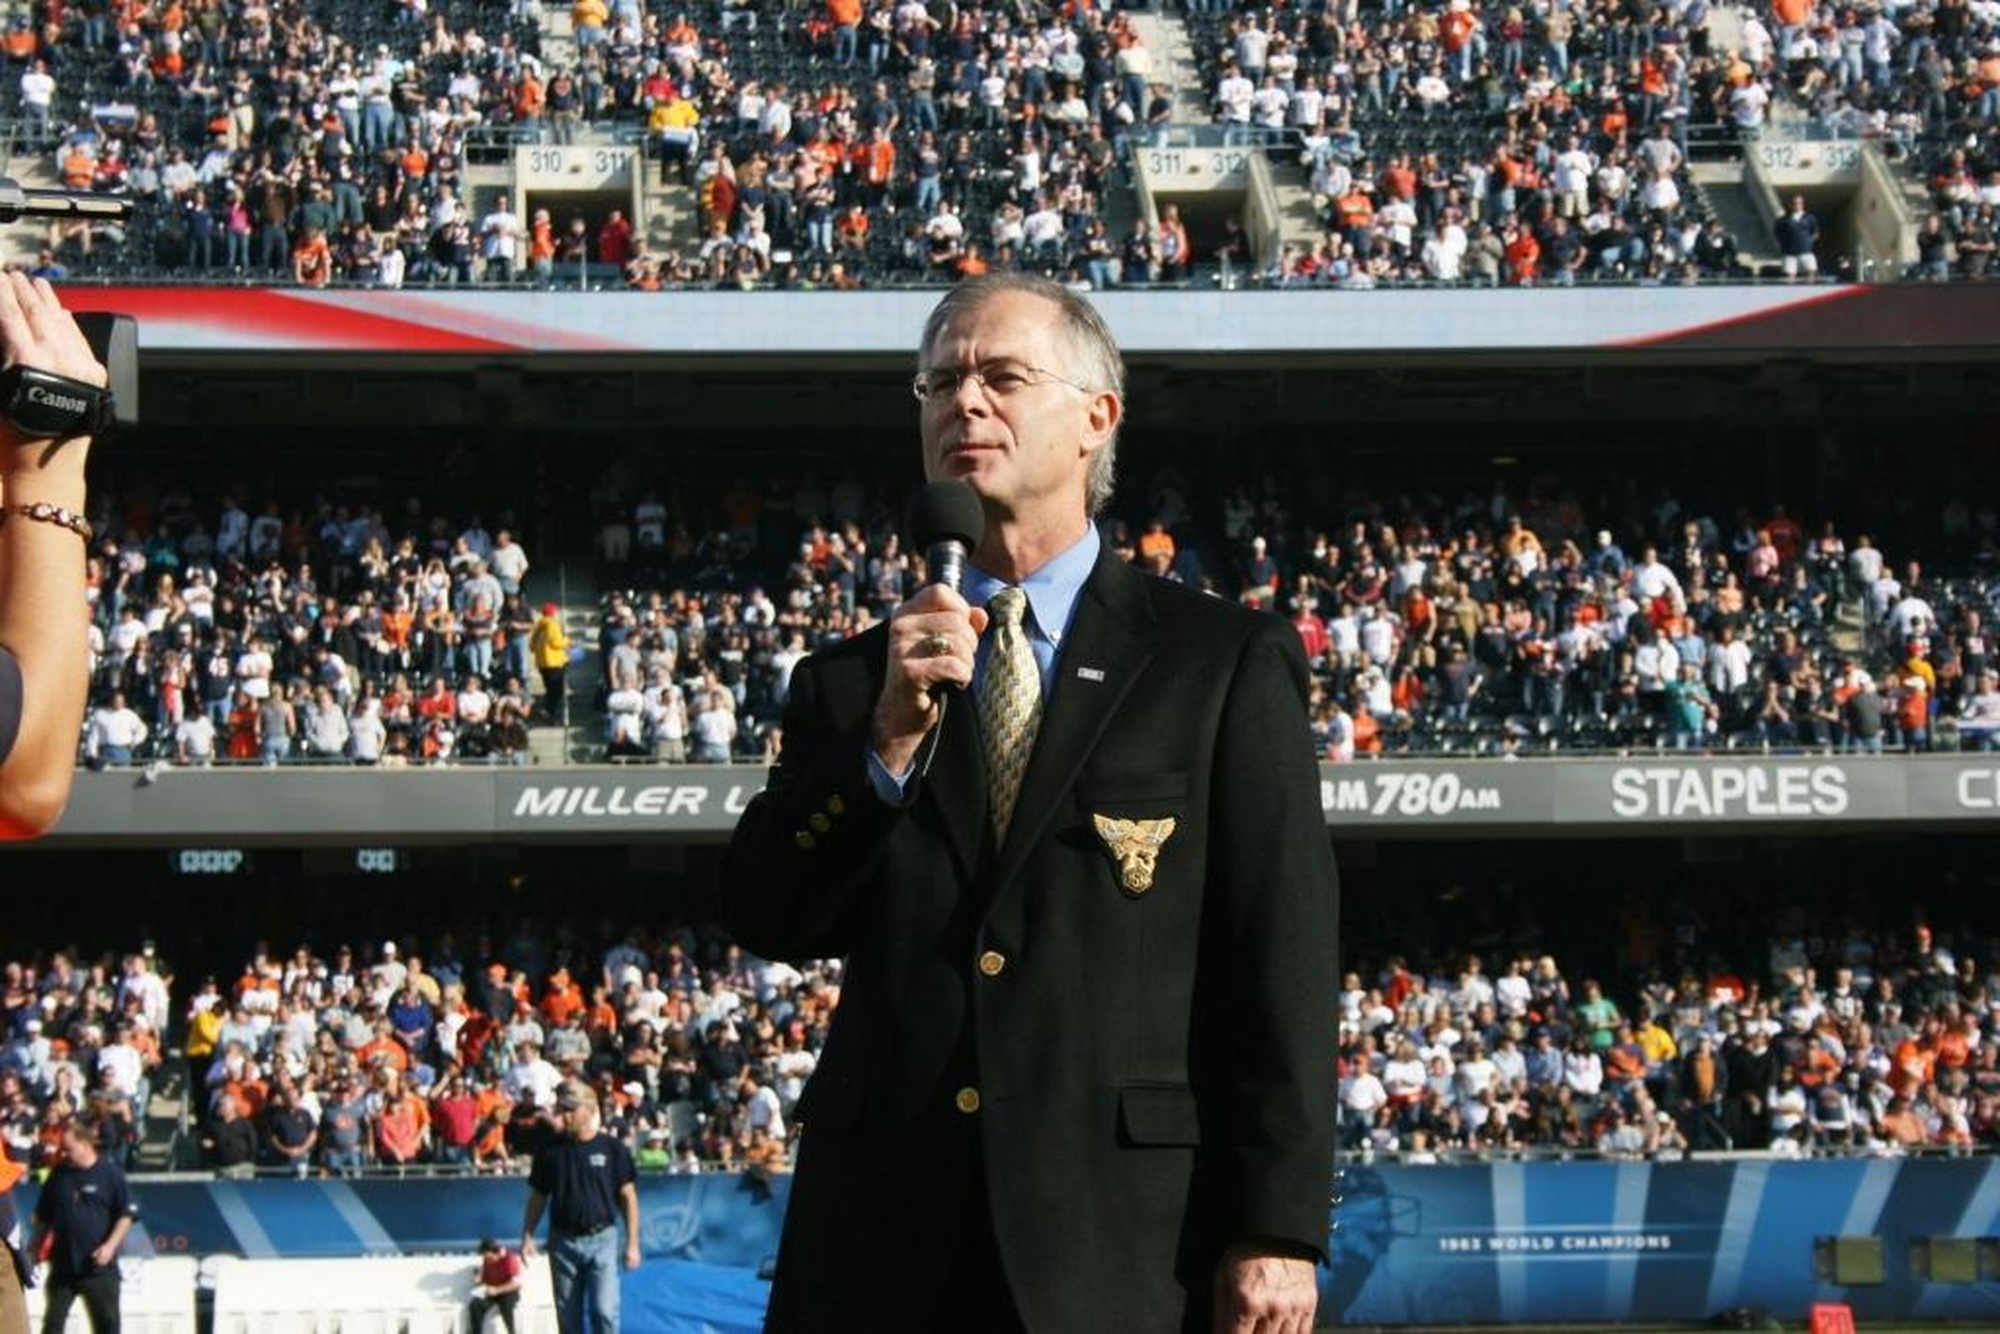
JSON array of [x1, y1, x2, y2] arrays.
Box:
[[978, 586, 1042, 844]]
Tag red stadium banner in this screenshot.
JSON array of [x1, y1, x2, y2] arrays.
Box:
[[52, 285, 2000, 358]]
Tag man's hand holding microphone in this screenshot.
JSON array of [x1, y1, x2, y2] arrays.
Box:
[[872, 481, 987, 778]]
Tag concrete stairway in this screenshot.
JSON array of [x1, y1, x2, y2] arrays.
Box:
[[1689, 160, 1776, 268], [639, 177, 699, 259], [1127, 11, 1209, 123]]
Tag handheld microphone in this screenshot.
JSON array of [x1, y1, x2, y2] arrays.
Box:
[[904, 482, 986, 748], [908, 480, 985, 593]]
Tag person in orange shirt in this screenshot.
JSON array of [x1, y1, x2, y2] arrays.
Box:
[[587, 988, 618, 1036], [291, 226, 332, 287], [1334, 186, 1374, 237], [1771, 0, 1809, 43], [473, 1086, 515, 1172], [826, 0, 861, 63], [1600, 99, 1628, 141], [1502, 219, 1540, 283], [1379, 154, 1417, 201], [1441, 0, 1480, 77], [541, 969, 586, 1026], [59, 143, 93, 191], [357, 1018, 412, 1074], [859, 126, 896, 206], [1898, 676, 1931, 750], [1136, 521, 1175, 566], [374, 1071, 432, 1166], [834, 200, 869, 252], [514, 70, 545, 134], [1352, 703, 1382, 754], [527, 206, 555, 286], [1892, 1020, 1938, 1099], [1935, 1013, 1974, 1070]]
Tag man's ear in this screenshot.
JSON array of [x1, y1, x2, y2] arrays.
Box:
[[1082, 389, 1121, 456]]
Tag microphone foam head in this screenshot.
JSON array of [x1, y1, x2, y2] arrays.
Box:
[[908, 480, 986, 551]]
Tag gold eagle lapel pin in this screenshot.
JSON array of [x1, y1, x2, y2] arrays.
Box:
[[1092, 815, 1177, 894]]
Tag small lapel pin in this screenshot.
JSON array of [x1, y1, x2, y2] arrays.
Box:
[[1092, 815, 1177, 894], [1076, 666, 1106, 682]]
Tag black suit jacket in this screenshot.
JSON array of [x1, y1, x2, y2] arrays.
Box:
[[722, 549, 1338, 1331]]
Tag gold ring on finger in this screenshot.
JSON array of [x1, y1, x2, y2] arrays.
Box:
[[922, 633, 953, 657]]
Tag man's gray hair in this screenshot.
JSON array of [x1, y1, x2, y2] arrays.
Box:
[[918, 273, 1126, 516]]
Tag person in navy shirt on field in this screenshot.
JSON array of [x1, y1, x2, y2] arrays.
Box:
[[520, 1082, 638, 1334], [30, 1114, 136, 1334]]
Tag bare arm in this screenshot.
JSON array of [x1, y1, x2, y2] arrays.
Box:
[[520, 1187, 546, 1257], [620, 1181, 641, 1269], [0, 273, 106, 837], [92, 1213, 133, 1269]]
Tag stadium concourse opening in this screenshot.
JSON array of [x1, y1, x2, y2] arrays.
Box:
[[106, 352, 1999, 571], [3, 831, 1993, 1013]]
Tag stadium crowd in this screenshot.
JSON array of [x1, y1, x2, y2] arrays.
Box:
[[1723, 0, 2000, 279], [75, 492, 556, 767], [10, 0, 554, 285], [7, 903, 2000, 1177], [1336, 915, 2000, 1158], [17, 0, 1999, 288], [5, 0, 1179, 289], [74, 466, 1998, 767], [580, 471, 2000, 763], [1193, 2, 1774, 286]]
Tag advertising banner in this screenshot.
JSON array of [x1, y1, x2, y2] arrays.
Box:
[[85, 1156, 2000, 1325], [35, 756, 2000, 846]]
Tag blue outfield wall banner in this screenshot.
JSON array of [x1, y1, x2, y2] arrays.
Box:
[[52, 1158, 2000, 1325]]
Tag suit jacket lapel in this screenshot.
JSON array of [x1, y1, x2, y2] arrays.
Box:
[[918, 686, 987, 882], [992, 551, 1156, 890]]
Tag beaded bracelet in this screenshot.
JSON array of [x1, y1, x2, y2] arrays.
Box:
[[0, 501, 92, 542]]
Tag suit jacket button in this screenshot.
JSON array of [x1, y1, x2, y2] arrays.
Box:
[[809, 813, 831, 833], [826, 794, 845, 816], [954, 1086, 981, 1115], [794, 831, 816, 851], [977, 950, 1006, 977]]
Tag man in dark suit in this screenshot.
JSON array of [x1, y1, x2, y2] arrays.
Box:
[[722, 273, 1337, 1332]]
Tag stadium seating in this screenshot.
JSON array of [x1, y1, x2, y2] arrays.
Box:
[[70, 472, 2000, 768]]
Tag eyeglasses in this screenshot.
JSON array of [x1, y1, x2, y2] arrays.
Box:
[[911, 358, 1094, 404]]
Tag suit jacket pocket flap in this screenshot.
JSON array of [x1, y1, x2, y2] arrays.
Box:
[[1118, 1083, 1201, 1146]]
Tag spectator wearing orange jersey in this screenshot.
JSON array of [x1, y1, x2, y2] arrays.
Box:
[[858, 125, 895, 207], [827, 0, 860, 63], [541, 969, 587, 1027], [357, 1018, 412, 1075], [5, 25, 39, 63], [513, 69, 545, 136], [527, 208, 556, 287], [1502, 218, 1540, 284], [1441, 0, 1481, 79], [291, 227, 332, 287], [375, 1071, 431, 1166], [834, 200, 870, 253]]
